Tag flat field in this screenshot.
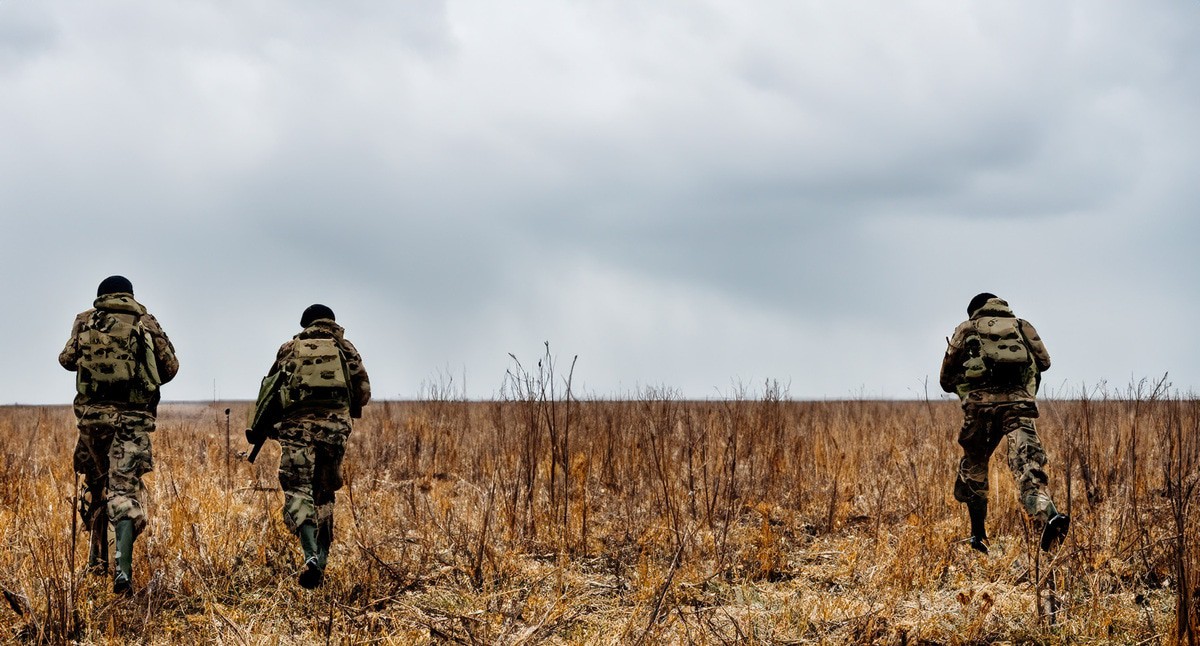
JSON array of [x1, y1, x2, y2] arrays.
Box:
[[0, 388, 1197, 644]]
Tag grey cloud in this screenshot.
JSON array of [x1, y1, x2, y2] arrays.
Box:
[[0, 4, 56, 67], [3, 1, 1199, 403]]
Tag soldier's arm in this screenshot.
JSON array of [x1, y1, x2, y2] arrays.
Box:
[[340, 338, 371, 409], [58, 312, 88, 371], [1020, 319, 1051, 373], [141, 313, 180, 384], [939, 323, 969, 393]]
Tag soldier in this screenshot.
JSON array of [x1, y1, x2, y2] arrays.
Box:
[[940, 293, 1069, 555], [59, 275, 179, 594], [261, 304, 370, 589]]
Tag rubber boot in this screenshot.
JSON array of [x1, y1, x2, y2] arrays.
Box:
[[967, 500, 989, 555], [1040, 513, 1070, 552], [113, 519, 134, 595], [298, 523, 324, 589], [316, 516, 333, 571]]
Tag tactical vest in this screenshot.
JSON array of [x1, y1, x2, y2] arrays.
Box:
[[280, 337, 351, 410], [76, 311, 159, 403], [962, 316, 1033, 386]]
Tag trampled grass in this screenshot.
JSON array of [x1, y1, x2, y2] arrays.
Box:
[[0, 380, 1197, 644]]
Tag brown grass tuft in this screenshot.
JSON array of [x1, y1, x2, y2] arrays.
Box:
[[0, 376, 1196, 643]]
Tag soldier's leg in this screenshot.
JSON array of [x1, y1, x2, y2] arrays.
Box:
[[954, 406, 1003, 506], [1003, 415, 1057, 523], [312, 431, 348, 570], [277, 427, 318, 534], [106, 410, 155, 593], [106, 411, 155, 537], [954, 406, 1003, 553], [1004, 412, 1070, 551], [277, 422, 325, 588], [75, 415, 115, 573]]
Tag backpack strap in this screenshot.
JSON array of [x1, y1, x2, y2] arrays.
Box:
[[1014, 319, 1042, 392]]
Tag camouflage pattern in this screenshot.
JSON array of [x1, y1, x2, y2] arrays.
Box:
[[74, 405, 156, 536], [277, 411, 350, 533], [268, 318, 370, 537], [281, 337, 351, 411], [60, 293, 180, 415], [941, 297, 1058, 523], [940, 297, 1049, 404], [952, 401, 1058, 521], [61, 292, 176, 540], [271, 319, 370, 415]]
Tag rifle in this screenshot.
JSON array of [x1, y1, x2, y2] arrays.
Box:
[[246, 372, 284, 464], [90, 506, 109, 572]]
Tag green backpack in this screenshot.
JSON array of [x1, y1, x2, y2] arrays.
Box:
[[76, 311, 160, 403], [962, 316, 1033, 386], [281, 337, 351, 410]]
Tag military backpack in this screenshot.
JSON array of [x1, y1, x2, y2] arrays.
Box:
[[76, 310, 160, 403], [962, 316, 1033, 386], [280, 337, 351, 410]]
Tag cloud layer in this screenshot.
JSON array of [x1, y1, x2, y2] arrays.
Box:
[[3, 1, 1198, 403]]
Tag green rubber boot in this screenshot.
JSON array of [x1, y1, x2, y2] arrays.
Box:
[[316, 517, 333, 571], [967, 500, 989, 555], [113, 519, 134, 595], [298, 523, 324, 589]]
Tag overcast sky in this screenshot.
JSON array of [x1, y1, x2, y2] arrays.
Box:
[[3, 1, 1197, 404]]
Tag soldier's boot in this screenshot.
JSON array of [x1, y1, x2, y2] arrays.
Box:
[[967, 501, 989, 555], [113, 519, 134, 596], [298, 522, 324, 589], [1040, 513, 1070, 552], [316, 517, 333, 571]]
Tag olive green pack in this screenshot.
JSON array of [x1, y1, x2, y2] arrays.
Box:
[[76, 311, 160, 404], [281, 337, 351, 410], [962, 316, 1033, 386]]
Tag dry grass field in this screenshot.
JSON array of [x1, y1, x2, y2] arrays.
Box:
[[0, 370, 1197, 644]]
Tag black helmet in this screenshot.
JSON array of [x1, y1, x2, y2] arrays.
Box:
[[301, 304, 336, 327], [97, 275, 133, 296], [967, 292, 998, 316]]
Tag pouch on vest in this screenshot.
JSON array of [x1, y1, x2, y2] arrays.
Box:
[[76, 312, 157, 403], [281, 337, 351, 410], [962, 335, 987, 381]]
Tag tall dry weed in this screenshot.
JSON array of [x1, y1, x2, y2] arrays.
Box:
[[0, 375, 1195, 643]]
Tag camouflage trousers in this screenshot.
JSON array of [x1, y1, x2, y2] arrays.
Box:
[[276, 412, 350, 536], [953, 401, 1058, 522], [73, 406, 155, 538]]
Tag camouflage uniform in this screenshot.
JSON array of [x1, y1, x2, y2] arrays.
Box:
[[269, 318, 370, 539], [59, 293, 179, 539], [940, 297, 1058, 523], [73, 408, 157, 535]]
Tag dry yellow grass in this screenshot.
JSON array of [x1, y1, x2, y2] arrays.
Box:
[[0, 380, 1197, 644]]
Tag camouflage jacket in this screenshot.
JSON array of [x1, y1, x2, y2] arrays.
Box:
[[268, 318, 371, 417], [939, 297, 1050, 404], [59, 292, 179, 413]]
